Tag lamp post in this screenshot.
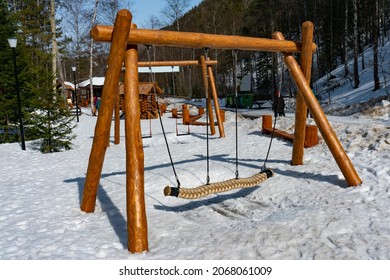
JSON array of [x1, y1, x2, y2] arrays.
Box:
[[8, 38, 26, 150], [71, 66, 79, 122]]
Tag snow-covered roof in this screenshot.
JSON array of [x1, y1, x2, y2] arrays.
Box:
[[138, 66, 180, 73], [63, 81, 75, 90], [77, 77, 105, 88]]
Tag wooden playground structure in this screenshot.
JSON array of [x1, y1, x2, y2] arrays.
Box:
[[119, 81, 164, 119], [262, 114, 319, 148], [138, 82, 163, 119], [80, 10, 362, 254], [141, 58, 225, 137]]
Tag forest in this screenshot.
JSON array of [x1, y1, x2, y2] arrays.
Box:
[[1, 0, 390, 149]]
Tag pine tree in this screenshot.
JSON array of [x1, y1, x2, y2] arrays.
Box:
[[3, 0, 76, 152], [29, 1, 76, 152], [28, 48, 76, 153], [0, 0, 19, 143]]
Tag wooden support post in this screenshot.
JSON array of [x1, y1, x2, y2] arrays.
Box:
[[160, 103, 167, 113], [262, 114, 318, 148], [200, 55, 216, 135], [220, 109, 225, 123], [172, 108, 178, 118], [182, 104, 190, 125], [262, 115, 272, 133], [114, 87, 120, 145], [273, 31, 362, 187], [208, 65, 225, 138], [124, 40, 148, 253], [81, 10, 132, 213], [305, 125, 318, 148], [291, 21, 315, 165]]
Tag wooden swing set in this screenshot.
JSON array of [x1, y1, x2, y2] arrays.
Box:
[[80, 10, 362, 254], [140, 58, 225, 137]]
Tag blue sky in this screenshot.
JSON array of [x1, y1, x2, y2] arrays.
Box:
[[131, 0, 203, 28]]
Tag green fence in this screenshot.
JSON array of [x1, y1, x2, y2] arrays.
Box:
[[225, 94, 253, 108]]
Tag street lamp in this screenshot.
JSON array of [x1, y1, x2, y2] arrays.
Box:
[[71, 66, 79, 122], [8, 38, 26, 150]]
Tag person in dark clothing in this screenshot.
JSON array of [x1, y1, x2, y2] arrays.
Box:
[[272, 91, 286, 117]]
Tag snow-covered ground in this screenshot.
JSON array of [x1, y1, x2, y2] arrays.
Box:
[[0, 92, 389, 261]]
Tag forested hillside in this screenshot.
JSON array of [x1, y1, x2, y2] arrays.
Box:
[[163, 0, 390, 97]]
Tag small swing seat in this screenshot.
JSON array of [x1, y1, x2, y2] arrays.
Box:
[[164, 168, 273, 199]]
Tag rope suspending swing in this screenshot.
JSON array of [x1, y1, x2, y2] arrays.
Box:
[[204, 47, 211, 186], [260, 52, 284, 172], [163, 48, 274, 199], [232, 49, 239, 180], [146, 45, 182, 189]]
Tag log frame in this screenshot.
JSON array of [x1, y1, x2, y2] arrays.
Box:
[[273, 31, 362, 186], [81, 10, 362, 255], [91, 25, 316, 53], [208, 65, 225, 138], [81, 9, 132, 213], [291, 22, 314, 165], [124, 43, 148, 253], [200, 55, 216, 135]]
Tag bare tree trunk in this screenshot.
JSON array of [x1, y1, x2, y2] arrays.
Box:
[[381, 0, 385, 46], [50, 0, 57, 88], [329, 0, 333, 69], [162, 0, 190, 96], [90, 0, 99, 115], [162, 0, 190, 32], [270, 0, 278, 96], [353, 0, 360, 88], [343, 0, 349, 77], [373, 0, 380, 91]]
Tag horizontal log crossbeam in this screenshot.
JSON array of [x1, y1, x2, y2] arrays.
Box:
[[138, 60, 218, 67], [91, 25, 316, 53]]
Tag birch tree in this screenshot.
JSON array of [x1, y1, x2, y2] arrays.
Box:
[[161, 0, 190, 31], [61, 0, 90, 79], [343, 0, 349, 77], [50, 0, 57, 87], [89, 0, 99, 114]]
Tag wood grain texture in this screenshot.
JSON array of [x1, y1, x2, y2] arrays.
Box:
[[291, 21, 315, 165], [124, 44, 148, 253], [208, 66, 225, 138], [91, 25, 316, 53], [200, 55, 216, 135], [273, 32, 362, 187], [81, 10, 132, 213]]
